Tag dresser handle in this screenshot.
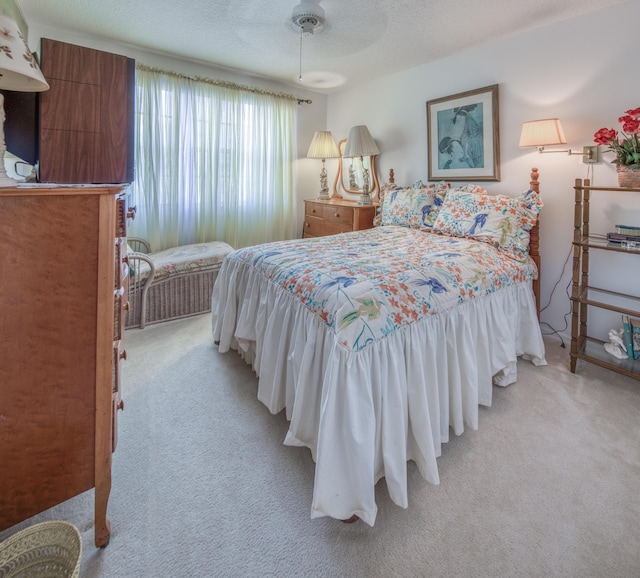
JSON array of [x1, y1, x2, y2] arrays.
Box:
[[123, 301, 130, 312], [117, 400, 124, 411], [120, 350, 127, 361], [334, 212, 340, 218], [312, 208, 316, 214], [126, 206, 137, 220], [305, 222, 310, 228]]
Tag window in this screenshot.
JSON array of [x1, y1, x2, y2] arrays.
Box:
[[127, 66, 296, 250]]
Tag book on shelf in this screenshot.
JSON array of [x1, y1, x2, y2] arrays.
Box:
[[630, 317, 640, 361], [622, 315, 634, 359], [607, 233, 640, 248], [614, 224, 640, 236]]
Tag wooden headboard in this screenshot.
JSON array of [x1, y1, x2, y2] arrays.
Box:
[[528, 167, 541, 319], [384, 167, 542, 319]]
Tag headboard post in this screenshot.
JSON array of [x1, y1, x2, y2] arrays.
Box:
[[530, 167, 540, 194], [528, 167, 541, 319]]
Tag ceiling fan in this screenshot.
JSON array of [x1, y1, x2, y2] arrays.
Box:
[[290, 0, 326, 81]]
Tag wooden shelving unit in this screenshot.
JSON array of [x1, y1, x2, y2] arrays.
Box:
[[570, 178, 640, 380]]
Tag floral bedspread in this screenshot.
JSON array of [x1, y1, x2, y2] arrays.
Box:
[[226, 226, 537, 352]]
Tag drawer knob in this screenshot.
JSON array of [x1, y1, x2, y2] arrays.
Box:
[[126, 206, 137, 220], [120, 350, 127, 361], [335, 212, 340, 218], [117, 400, 125, 411], [312, 208, 317, 213], [123, 301, 130, 312], [305, 222, 310, 228]]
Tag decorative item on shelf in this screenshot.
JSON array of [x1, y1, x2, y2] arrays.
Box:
[[307, 131, 340, 200], [519, 118, 596, 161], [342, 125, 380, 206], [594, 107, 640, 187], [0, 14, 49, 187]]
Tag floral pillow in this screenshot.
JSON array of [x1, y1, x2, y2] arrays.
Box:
[[432, 188, 543, 260], [378, 182, 448, 230], [374, 181, 404, 227]]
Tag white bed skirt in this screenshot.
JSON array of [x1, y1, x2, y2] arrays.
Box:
[[212, 260, 546, 526]]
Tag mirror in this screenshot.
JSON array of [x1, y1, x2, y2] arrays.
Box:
[[332, 139, 379, 201]]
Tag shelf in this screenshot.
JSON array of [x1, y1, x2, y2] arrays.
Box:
[[571, 179, 640, 382], [574, 236, 640, 255], [571, 336, 640, 381], [576, 185, 640, 193], [573, 286, 640, 317]]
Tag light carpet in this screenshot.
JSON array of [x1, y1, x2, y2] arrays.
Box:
[[2, 313, 639, 577]]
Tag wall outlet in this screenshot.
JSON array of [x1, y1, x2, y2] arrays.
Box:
[[583, 145, 598, 164]]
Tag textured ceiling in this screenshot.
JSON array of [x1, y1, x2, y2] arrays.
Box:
[[17, 0, 629, 93]]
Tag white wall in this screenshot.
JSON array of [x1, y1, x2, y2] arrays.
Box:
[[24, 22, 328, 239], [25, 2, 640, 341], [327, 0, 640, 341]]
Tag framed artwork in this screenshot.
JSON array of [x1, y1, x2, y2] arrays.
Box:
[[426, 84, 500, 181]]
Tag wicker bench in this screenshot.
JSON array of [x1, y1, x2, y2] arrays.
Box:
[[125, 238, 234, 329]]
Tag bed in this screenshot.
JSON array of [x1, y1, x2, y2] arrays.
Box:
[[211, 167, 546, 526]]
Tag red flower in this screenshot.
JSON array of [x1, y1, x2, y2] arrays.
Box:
[[593, 109, 640, 168], [594, 127, 617, 145], [626, 107, 640, 120], [619, 115, 640, 135]]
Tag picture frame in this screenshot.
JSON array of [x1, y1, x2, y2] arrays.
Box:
[[426, 84, 500, 181]]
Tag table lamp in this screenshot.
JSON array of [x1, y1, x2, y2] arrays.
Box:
[[343, 125, 379, 205], [307, 130, 340, 200], [0, 14, 49, 186]]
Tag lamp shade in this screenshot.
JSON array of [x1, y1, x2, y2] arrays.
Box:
[[343, 125, 379, 158], [519, 118, 566, 148], [0, 15, 49, 91], [307, 130, 340, 159]]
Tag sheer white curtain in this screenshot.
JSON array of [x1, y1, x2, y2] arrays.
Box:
[[127, 66, 296, 250]]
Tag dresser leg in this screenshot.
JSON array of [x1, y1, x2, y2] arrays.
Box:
[[94, 469, 112, 547]]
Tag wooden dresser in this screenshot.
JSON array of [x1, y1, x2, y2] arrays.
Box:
[[303, 198, 377, 238], [0, 184, 129, 547]]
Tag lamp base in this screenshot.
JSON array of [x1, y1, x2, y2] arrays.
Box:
[[358, 192, 373, 206], [317, 191, 331, 200]]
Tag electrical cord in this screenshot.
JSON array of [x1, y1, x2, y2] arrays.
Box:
[[539, 244, 573, 348]]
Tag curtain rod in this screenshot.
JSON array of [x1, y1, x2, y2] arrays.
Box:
[[136, 63, 311, 104]]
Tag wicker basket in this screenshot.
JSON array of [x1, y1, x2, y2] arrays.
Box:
[[617, 165, 640, 188], [0, 521, 82, 578]]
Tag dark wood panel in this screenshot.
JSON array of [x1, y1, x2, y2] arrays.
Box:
[[39, 129, 101, 183], [97, 50, 130, 183], [40, 37, 101, 85], [39, 78, 101, 132], [38, 39, 135, 184]]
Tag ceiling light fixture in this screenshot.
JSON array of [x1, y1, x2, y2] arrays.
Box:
[[290, 0, 326, 82]]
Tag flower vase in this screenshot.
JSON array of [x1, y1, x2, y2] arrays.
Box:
[[617, 165, 640, 188]]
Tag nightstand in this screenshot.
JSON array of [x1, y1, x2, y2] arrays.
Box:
[[303, 198, 377, 238]]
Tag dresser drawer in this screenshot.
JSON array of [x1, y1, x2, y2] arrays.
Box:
[[305, 216, 352, 237], [303, 198, 375, 239], [322, 204, 353, 225]]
